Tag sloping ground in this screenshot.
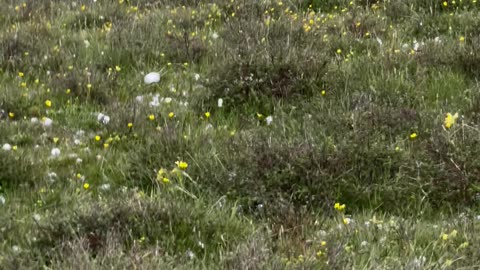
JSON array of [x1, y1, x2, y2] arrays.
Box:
[[1, 0, 480, 268]]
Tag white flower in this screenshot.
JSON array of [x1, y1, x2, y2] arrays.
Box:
[[42, 117, 53, 127], [217, 98, 223, 108], [266, 115, 273, 125], [47, 172, 58, 182], [97, 113, 110, 124], [144, 72, 161, 84], [2, 144, 12, 151], [76, 158, 83, 164], [194, 73, 200, 81], [164, 97, 172, 103], [198, 241, 205, 249], [360, 241, 368, 247], [31, 117, 39, 124], [211, 32, 219, 40], [74, 139, 81, 145], [0, 195, 5, 205], [51, 148, 61, 157]]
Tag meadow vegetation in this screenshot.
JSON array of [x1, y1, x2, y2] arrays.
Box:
[[1, 0, 480, 268]]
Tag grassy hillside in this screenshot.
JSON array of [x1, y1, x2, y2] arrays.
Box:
[[1, 0, 480, 268]]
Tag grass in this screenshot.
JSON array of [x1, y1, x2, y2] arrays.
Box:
[[1, 0, 480, 268]]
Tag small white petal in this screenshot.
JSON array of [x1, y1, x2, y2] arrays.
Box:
[[217, 98, 223, 108]]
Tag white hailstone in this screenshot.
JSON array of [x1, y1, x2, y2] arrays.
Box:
[[12, 246, 20, 254], [42, 117, 53, 127], [97, 113, 110, 125], [31, 117, 39, 124], [33, 213, 41, 222], [135, 95, 144, 103], [2, 144, 12, 151], [186, 250, 195, 260], [194, 73, 200, 81], [343, 217, 352, 225], [51, 148, 61, 157], [265, 115, 273, 125], [0, 195, 5, 205], [217, 98, 223, 108], [47, 172, 57, 183], [164, 97, 172, 103], [144, 72, 161, 84], [99, 183, 111, 191], [149, 95, 160, 107]]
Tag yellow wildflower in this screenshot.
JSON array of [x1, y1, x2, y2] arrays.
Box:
[[162, 177, 170, 184], [176, 161, 188, 170], [83, 183, 90, 190], [444, 113, 458, 129], [168, 112, 175, 118], [148, 114, 155, 121], [45, 100, 52, 107], [410, 133, 417, 140], [334, 202, 346, 211], [95, 135, 101, 141]]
